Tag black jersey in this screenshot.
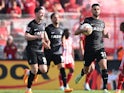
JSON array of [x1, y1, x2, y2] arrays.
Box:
[[81, 17, 105, 50], [26, 20, 46, 52], [45, 24, 64, 54]]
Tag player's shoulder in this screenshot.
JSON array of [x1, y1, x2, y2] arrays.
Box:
[[81, 17, 93, 24], [84, 17, 93, 21], [47, 24, 53, 27], [45, 24, 53, 32], [28, 20, 35, 27]]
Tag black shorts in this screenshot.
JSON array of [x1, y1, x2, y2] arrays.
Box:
[[84, 48, 107, 66], [26, 49, 47, 65], [44, 51, 63, 66]]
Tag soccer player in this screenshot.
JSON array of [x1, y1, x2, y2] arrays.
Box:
[[59, 29, 74, 90], [75, 3, 110, 93], [44, 12, 73, 92], [24, 6, 50, 93], [115, 57, 124, 93], [115, 22, 124, 93]]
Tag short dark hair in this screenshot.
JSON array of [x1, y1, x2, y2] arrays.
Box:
[[50, 12, 58, 19], [92, 3, 100, 8], [34, 6, 45, 13]]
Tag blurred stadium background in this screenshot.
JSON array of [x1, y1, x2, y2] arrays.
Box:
[[0, 0, 124, 92]]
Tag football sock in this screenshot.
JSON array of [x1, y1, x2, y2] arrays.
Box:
[[59, 74, 63, 86], [102, 69, 108, 89], [67, 73, 73, 83], [60, 68, 67, 88], [27, 71, 35, 88], [117, 74, 123, 89], [85, 71, 93, 83], [81, 68, 85, 76]]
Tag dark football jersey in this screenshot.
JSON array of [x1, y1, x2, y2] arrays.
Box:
[[25, 20, 46, 52], [81, 17, 105, 50], [45, 24, 64, 54]]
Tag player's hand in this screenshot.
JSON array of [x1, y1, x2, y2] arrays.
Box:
[[42, 41, 51, 49], [104, 32, 111, 38]]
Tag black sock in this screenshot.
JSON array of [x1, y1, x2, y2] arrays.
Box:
[[102, 69, 108, 89], [60, 68, 66, 88], [81, 69, 85, 76], [27, 71, 35, 88]]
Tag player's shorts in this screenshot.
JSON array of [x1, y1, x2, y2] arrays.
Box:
[[44, 51, 63, 66], [84, 48, 107, 66], [26, 47, 47, 65], [64, 63, 74, 69]]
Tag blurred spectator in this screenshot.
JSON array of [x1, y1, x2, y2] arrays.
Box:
[[80, 3, 91, 22], [0, 0, 5, 13], [53, 2, 64, 13], [76, 0, 83, 6], [22, 0, 36, 17], [6, 0, 22, 18], [43, 0, 53, 12], [0, 20, 9, 47], [116, 46, 124, 61], [4, 35, 17, 59], [36, 0, 44, 6], [65, 0, 80, 13], [116, 22, 124, 61], [64, 0, 80, 19], [59, 0, 69, 9], [5, 0, 23, 9]]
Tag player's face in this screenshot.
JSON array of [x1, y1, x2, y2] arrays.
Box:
[[36, 9, 45, 20], [92, 6, 100, 17], [51, 14, 60, 24]]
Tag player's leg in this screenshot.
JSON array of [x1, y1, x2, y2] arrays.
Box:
[[54, 54, 73, 92], [23, 68, 30, 84], [115, 73, 124, 93], [66, 63, 74, 88], [25, 64, 38, 93], [84, 62, 95, 90], [58, 74, 64, 90], [25, 51, 38, 93], [97, 48, 110, 93], [75, 50, 95, 84], [38, 52, 48, 73]]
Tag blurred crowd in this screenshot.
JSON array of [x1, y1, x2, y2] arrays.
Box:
[[0, 0, 92, 18]]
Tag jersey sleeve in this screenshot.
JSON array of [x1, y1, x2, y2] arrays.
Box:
[[80, 18, 89, 25], [25, 23, 32, 33]]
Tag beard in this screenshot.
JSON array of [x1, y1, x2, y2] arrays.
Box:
[[93, 13, 99, 18]]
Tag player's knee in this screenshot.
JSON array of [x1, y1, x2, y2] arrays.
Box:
[[39, 68, 47, 73], [31, 69, 38, 75], [69, 68, 74, 73]]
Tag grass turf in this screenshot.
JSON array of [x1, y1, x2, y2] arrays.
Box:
[[0, 90, 123, 93]]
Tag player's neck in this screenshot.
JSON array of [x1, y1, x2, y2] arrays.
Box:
[[35, 19, 42, 24], [53, 23, 59, 28], [92, 16, 99, 19]]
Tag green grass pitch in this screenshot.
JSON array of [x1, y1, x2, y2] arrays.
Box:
[[0, 90, 123, 93]]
